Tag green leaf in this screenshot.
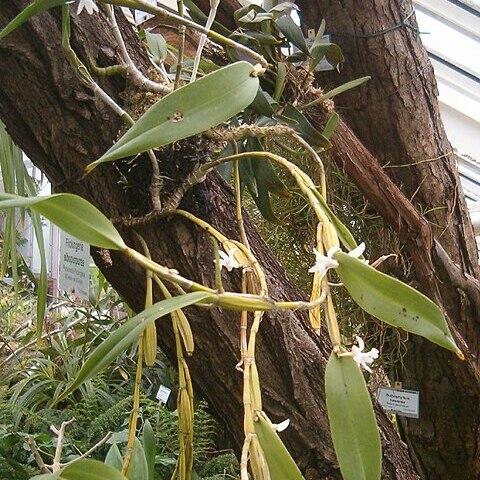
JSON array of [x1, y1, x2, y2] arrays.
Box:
[[144, 30, 168, 62], [301, 77, 371, 111], [239, 158, 258, 196], [247, 138, 290, 198], [143, 420, 156, 480], [130, 438, 149, 480], [89, 62, 259, 169], [242, 30, 281, 45], [273, 62, 287, 101], [23, 171, 48, 345], [250, 88, 278, 117], [322, 112, 339, 140], [275, 16, 309, 55], [30, 459, 129, 480], [0, 0, 65, 40], [282, 104, 331, 149], [54, 292, 211, 404], [319, 76, 370, 101], [310, 43, 344, 71], [30, 473, 61, 480], [335, 252, 461, 355], [105, 443, 124, 471], [61, 459, 128, 480], [254, 411, 304, 480], [268, 2, 299, 15], [245, 137, 289, 224], [239, 12, 273, 24], [233, 4, 265, 25], [0, 193, 127, 251], [325, 354, 381, 480]]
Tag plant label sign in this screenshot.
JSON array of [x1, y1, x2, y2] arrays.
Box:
[[156, 385, 172, 404], [377, 387, 420, 418], [59, 231, 90, 300]]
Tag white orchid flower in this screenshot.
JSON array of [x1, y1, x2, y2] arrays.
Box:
[[351, 336, 379, 373], [308, 247, 340, 276], [215, 248, 241, 272], [77, 0, 99, 15], [308, 242, 366, 277], [348, 242, 366, 259], [275, 418, 290, 432]]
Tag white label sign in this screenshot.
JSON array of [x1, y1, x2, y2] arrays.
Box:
[[59, 232, 90, 300], [156, 385, 172, 404], [377, 387, 419, 418]]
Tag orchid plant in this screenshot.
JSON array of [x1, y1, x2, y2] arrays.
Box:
[[0, 2, 462, 480]]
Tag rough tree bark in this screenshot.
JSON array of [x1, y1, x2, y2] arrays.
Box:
[[0, 2, 420, 479], [295, 1, 480, 478]]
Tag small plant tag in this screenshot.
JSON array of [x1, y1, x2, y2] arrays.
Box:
[[59, 231, 90, 300], [377, 387, 420, 418], [156, 385, 172, 404]]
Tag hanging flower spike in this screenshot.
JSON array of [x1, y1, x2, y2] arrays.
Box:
[[215, 248, 242, 272], [351, 336, 379, 373], [77, 0, 99, 15]]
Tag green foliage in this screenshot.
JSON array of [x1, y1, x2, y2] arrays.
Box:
[[55, 292, 211, 403], [90, 62, 260, 168], [0, 193, 126, 251], [335, 252, 460, 355], [0, 122, 47, 344], [254, 412, 304, 480], [197, 453, 239, 479], [325, 354, 381, 480]]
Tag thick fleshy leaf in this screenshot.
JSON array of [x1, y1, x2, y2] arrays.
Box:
[[268, 2, 299, 15], [0, 0, 64, 40], [247, 138, 290, 197], [335, 252, 460, 354], [326, 354, 381, 480], [0, 193, 126, 250], [54, 292, 211, 403], [251, 88, 278, 116], [273, 62, 286, 101], [143, 420, 156, 480], [275, 15, 309, 55], [23, 173, 48, 345], [61, 459, 128, 480], [130, 438, 149, 480], [322, 112, 340, 140], [30, 473, 61, 480], [233, 4, 265, 24], [301, 77, 371, 111], [105, 443, 123, 471], [89, 62, 260, 169], [254, 411, 304, 480], [245, 137, 289, 224], [310, 43, 344, 71], [144, 30, 168, 61], [282, 104, 331, 149], [31, 459, 128, 480]]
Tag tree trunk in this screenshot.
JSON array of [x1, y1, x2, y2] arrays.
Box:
[[0, 2, 419, 479], [297, 1, 480, 478]]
